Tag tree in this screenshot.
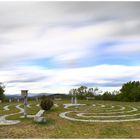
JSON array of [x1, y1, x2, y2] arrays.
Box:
[[77, 86, 88, 99], [120, 81, 140, 101], [0, 83, 5, 101], [69, 86, 101, 99], [87, 88, 94, 97], [87, 88, 100, 97]]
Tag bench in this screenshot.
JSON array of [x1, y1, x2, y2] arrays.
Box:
[[86, 97, 95, 100], [34, 110, 46, 123]]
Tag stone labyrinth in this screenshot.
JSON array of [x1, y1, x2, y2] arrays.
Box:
[[1, 102, 140, 125], [0, 103, 59, 125], [59, 103, 140, 122]]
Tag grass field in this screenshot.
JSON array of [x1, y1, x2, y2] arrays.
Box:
[[1, 99, 140, 138]]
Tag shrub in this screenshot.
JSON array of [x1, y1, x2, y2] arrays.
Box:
[[40, 97, 53, 110]]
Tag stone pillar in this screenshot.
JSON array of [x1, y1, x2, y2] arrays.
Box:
[[36, 97, 38, 102], [71, 96, 74, 104], [21, 90, 28, 118], [74, 96, 77, 104]]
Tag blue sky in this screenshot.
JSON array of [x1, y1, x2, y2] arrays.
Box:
[[0, 2, 140, 94]]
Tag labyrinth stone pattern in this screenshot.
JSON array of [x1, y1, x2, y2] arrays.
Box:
[[59, 103, 140, 122], [0, 103, 59, 125]]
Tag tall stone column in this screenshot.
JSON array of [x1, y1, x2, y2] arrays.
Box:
[[74, 96, 77, 104], [71, 96, 74, 104], [21, 90, 28, 118]]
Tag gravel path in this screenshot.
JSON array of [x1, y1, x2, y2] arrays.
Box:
[[27, 104, 31, 108], [0, 104, 24, 125], [54, 104, 59, 107], [59, 110, 140, 123], [3, 105, 10, 111], [59, 104, 140, 123], [63, 104, 86, 109], [36, 104, 40, 107]]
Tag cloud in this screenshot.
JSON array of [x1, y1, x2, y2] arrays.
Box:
[[1, 19, 139, 68], [1, 64, 140, 94], [0, 2, 140, 94], [104, 43, 140, 55]]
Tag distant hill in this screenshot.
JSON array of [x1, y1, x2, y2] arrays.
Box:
[[6, 93, 69, 99]]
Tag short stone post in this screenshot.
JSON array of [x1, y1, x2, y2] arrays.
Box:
[[36, 97, 38, 102], [9, 99, 12, 103], [21, 90, 28, 118]]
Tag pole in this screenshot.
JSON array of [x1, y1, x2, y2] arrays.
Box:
[[24, 96, 27, 118], [21, 90, 28, 118]]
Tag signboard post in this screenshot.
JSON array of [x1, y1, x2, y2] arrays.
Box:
[[21, 90, 28, 118]]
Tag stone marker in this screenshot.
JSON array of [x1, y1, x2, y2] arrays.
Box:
[[9, 99, 12, 103], [34, 110, 46, 123], [21, 90, 28, 118], [69, 89, 78, 104], [71, 96, 77, 104], [74, 96, 77, 104], [71, 96, 74, 104], [36, 97, 38, 102]]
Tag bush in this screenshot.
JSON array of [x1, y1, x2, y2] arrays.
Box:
[[40, 97, 53, 110]]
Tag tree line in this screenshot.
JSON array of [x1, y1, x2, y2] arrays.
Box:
[[69, 81, 140, 102], [1, 81, 140, 102]]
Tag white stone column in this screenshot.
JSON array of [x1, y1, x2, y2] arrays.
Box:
[[74, 96, 77, 104], [21, 90, 28, 118], [71, 96, 74, 104], [36, 97, 38, 102]]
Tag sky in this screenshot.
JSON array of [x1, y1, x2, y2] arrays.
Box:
[[0, 1, 140, 95]]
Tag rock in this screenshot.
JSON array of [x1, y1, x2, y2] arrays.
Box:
[[34, 110, 46, 123], [34, 116, 46, 123]]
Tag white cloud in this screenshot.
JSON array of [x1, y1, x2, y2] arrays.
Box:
[[1, 64, 140, 94], [0, 2, 140, 94], [105, 43, 140, 55]]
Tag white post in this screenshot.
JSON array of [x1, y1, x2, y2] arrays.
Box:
[[71, 96, 74, 104], [24, 97, 27, 117], [36, 97, 38, 102], [21, 90, 28, 118], [74, 96, 77, 104]]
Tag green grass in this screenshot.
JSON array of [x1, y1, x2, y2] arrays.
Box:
[[1, 100, 140, 138]]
